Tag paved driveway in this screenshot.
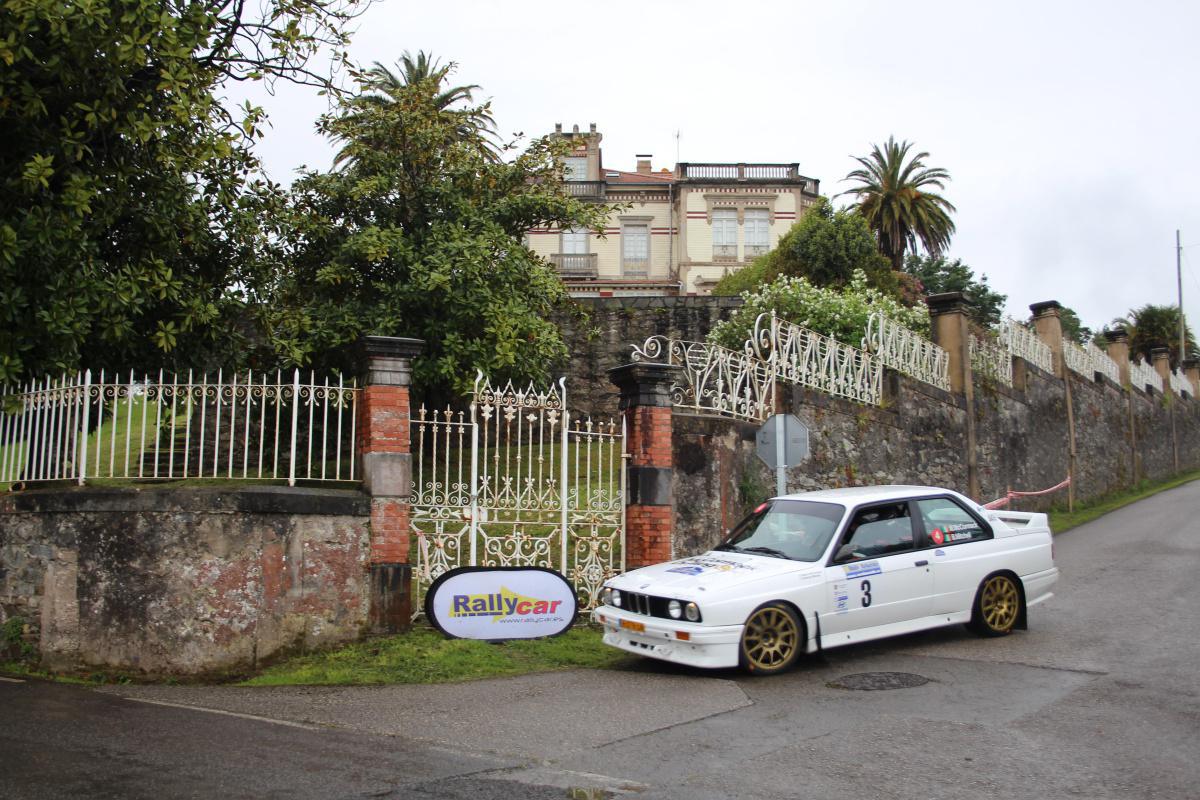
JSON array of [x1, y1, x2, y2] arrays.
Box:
[[3, 481, 1198, 799]]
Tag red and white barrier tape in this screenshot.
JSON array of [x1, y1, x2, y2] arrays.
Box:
[[982, 477, 1071, 509]]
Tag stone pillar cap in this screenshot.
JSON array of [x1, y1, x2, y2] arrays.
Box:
[[926, 291, 969, 316], [608, 361, 682, 409], [1150, 346, 1170, 357], [1029, 300, 1063, 316], [361, 336, 425, 360], [1103, 328, 1129, 343], [1182, 357, 1199, 369]]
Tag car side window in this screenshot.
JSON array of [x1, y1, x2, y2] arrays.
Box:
[[833, 502, 915, 563], [915, 497, 992, 547]]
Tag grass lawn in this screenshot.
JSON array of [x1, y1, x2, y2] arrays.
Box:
[[240, 624, 636, 687], [1048, 469, 1200, 534]]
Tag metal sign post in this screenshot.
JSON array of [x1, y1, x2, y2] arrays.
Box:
[[756, 414, 809, 498]]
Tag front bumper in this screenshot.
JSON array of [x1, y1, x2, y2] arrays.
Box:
[[592, 605, 742, 669]]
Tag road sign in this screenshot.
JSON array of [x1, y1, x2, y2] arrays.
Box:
[[756, 414, 809, 498], [756, 414, 809, 469]]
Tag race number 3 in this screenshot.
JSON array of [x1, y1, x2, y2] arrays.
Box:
[[860, 580, 872, 607]]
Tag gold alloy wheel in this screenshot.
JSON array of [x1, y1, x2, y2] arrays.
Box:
[[741, 605, 800, 672], [980, 575, 1020, 632]]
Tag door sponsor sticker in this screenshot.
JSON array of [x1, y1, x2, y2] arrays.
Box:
[[425, 566, 578, 640], [842, 560, 882, 579]]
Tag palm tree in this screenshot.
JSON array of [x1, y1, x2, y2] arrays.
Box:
[[334, 51, 500, 167], [839, 137, 956, 271], [1109, 304, 1195, 368]]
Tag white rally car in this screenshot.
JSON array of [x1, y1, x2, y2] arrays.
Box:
[[594, 486, 1058, 674]]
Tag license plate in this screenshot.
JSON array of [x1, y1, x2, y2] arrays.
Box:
[[620, 619, 645, 633]]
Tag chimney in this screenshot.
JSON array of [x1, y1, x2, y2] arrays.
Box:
[[554, 122, 562, 133], [589, 122, 597, 133], [636, 154, 653, 175]]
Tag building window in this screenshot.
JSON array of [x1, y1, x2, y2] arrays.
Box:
[[744, 209, 770, 257], [561, 228, 589, 254], [622, 224, 649, 275], [712, 209, 738, 260], [564, 157, 587, 181]]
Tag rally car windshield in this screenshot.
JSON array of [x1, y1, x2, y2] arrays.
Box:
[[718, 500, 845, 562]]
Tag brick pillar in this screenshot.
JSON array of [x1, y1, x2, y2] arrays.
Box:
[[357, 335, 424, 633], [1152, 347, 1180, 471], [1105, 330, 1138, 485], [609, 362, 681, 569], [927, 292, 979, 499], [1152, 347, 1172, 392], [1104, 329, 1131, 388], [1030, 300, 1073, 509]]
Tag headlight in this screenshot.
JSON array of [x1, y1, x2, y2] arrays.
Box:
[[600, 587, 612, 606], [611, 589, 622, 608], [685, 602, 700, 622], [667, 599, 682, 619]]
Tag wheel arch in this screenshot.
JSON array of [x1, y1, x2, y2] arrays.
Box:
[[974, 568, 1027, 630], [745, 599, 810, 642]]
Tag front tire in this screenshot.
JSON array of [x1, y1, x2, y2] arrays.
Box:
[[739, 603, 803, 675], [968, 573, 1022, 637]]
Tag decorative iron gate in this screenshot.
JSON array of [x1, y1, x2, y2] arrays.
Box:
[[409, 374, 625, 614]]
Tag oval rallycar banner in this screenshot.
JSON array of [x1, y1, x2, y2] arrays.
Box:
[[425, 566, 578, 640]]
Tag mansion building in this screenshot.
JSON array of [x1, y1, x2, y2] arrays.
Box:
[[527, 123, 821, 296]]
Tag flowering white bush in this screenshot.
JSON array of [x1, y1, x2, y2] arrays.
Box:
[[708, 270, 930, 352]]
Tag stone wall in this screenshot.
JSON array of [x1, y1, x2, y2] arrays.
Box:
[[556, 296, 742, 420], [669, 362, 1200, 554], [0, 486, 370, 676]]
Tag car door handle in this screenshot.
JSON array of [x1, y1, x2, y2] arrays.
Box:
[[915, 559, 929, 567]]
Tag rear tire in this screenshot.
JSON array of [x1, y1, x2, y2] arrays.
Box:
[[967, 573, 1023, 637], [739, 603, 804, 675]]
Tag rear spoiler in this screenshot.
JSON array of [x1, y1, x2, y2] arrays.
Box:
[[988, 510, 1050, 532]]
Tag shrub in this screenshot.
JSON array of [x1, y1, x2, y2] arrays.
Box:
[[708, 269, 930, 352]]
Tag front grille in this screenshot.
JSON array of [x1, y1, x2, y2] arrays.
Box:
[[622, 591, 669, 619]]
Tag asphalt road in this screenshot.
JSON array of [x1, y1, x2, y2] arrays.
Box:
[[3, 481, 1199, 800]]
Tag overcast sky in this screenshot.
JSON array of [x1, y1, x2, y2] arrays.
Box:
[[227, 0, 1200, 335]]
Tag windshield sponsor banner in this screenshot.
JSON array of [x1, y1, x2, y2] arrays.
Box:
[[425, 567, 577, 640]]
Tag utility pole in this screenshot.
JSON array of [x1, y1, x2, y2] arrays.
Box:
[[1178, 229, 1186, 363]]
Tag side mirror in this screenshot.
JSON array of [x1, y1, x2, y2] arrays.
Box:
[[834, 543, 857, 563]]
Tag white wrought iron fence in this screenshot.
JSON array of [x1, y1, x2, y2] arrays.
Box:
[[970, 334, 1013, 386], [409, 374, 625, 613], [1129, 359, 1163, 394], [1169, 369, 1193, 397], [1063, 341, 1122, 384], [631, 336, 773, 423], [1061, 340, 1091, 379], [1087, 343, 1122, 384], [756, 313, 883, 404], [862, 313, 950, 392], [999, 318, 1054, 374], [0, 369, 358, 487]]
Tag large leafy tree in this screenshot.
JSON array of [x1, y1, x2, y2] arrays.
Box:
[[1109, 304, 1196, 368], [904, 253, 1007, 327], [265, 64, 609, 397], [0, 0, 366, 383], [840, 137, 957, 271], [712, 198, 899, 298]]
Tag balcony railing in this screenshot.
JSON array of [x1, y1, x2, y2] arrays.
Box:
[[564, 181, 605, 199], [550, 253, 598, 278], [679, 163, 817, 191]]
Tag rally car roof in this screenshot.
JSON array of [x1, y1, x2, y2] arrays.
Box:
[[775, 485, 965, 506]]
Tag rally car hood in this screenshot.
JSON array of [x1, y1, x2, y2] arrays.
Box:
[[611, 550, 818, 596]]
